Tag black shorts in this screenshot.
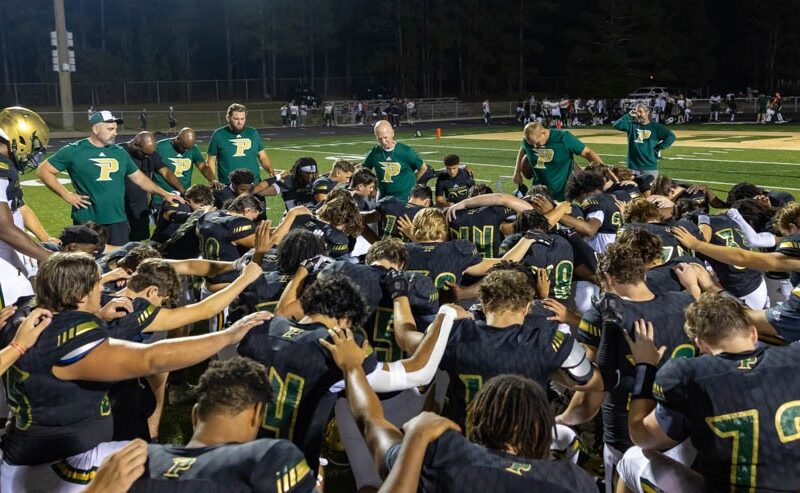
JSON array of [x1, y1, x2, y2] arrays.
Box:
[[102, 221, 132, 247]]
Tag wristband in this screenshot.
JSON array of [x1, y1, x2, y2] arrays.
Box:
[[9, 341, 26, 357], [631, 363, 657, 400], [265, 175, 278, 187]]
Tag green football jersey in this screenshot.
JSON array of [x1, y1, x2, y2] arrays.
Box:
[[207, 125, 264, 184], [48, 138, 138, 224], [152, 138, 205, 206], [612, 113, 675, 171], [362, 141, 423, 201], [520, 129, 585, 201]]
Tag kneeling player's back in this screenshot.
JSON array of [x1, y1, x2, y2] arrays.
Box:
[[237, 317, 378, 470], [387, 430, 596, 493], [440, 318, 573, 425], [130, 439, 315, 493], [655, 344, 800, 492]]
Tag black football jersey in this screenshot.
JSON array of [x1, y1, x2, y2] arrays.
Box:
[[654, 344, 800, 492], [321, 262, 439, 362], [106, 297, 161, 343], [435, 169, 474, 204], [1, 311, 112, 465], [449, 206, 514, 258], [158, 208, 206, 260], [703, 215, 763, 297], [618, 220, 700, 262], [405, 240, 482, 289], [644, 255, 705, 295], [555, 226, 598, 272], [237, 317, 378, 471], [607, 182, 642, 202], [579, 192, 622, 235], [376, 196, 424, 240], [197, 210, 255, 284], [289, 214, 352, 259], [498, 232, 574, 300], [385, 430, 596, 493], [279, 175, 315, 210], [228, 271, 291, 324], [212, 185, 236, 209], [151, 202, 193, 244], [439, 318, 574, 427], [594, 292, 696, 451], [130, 439, 315, 493]]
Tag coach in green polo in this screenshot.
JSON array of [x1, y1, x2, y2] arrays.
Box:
[[152, 127, 218, 208], [512, 122, 603, 201], [37, 110, 184, 246], [613, 104, 675, 178], [362, 120, 428, 201], [207, 103, 275, 185]]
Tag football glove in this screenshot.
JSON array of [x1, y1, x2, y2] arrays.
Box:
[[381, 269, 410, 300]]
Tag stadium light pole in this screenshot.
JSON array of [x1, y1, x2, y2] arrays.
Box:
[[54, 0, 74, 130]]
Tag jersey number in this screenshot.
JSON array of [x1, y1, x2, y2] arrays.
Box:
[[371, 307, 402, 362], [714, 228, 747, 270], [201, 236, 221, 261], [452, 225, 495, 258], [459, 374, 484, 406], [4, 365, 32, 430], [706, 402, 800, 491], [263, 368, 305, 440]]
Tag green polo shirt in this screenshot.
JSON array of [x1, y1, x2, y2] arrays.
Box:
[[520, 129, 585, 201], [152, 138, 205, 206], [612, 113, 675, 171], [362, 141, 423, 201], [207, 125, 264, 184], [48, 139, 139, 224]]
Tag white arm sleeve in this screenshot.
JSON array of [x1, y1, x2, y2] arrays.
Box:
[[370, 305, 457, 392], [328, 305, 458, 394], [725, 208, 776, 248]]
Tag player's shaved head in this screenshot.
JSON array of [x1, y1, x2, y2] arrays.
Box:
[[131, 131, 157, 156], [175, 127, 196, 151]]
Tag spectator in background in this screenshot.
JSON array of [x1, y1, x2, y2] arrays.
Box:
[[299, 102, 309, 127], [767, 92, 784, 124], [289, 101, 299, 128], [406, 99, 416, 124], [726, 93, 737, 121], [280, 103, 289, 126], [168, 106, 177, 135], [324, 102, 334, 127], [710, 93, 722, 122], [139, 109, 147, 130], [482, 99, 491, 125]]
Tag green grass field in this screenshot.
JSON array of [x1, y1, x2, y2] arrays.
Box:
[[22, 122, 800, 237]]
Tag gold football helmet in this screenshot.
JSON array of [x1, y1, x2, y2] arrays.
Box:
[[0, 106, 49, 171]]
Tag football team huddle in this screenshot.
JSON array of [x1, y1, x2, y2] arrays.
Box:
[[0, 102, 798, 492]]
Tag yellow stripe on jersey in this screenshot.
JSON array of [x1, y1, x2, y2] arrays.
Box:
[[58, 321, 99, 346], [51, 461, 98, 485], [232, 224, 253, 234], [276, 459, 311, 493], [550, 330, 566, 352], [137, 304, 157, 325], [578, 319, 600, 338]]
